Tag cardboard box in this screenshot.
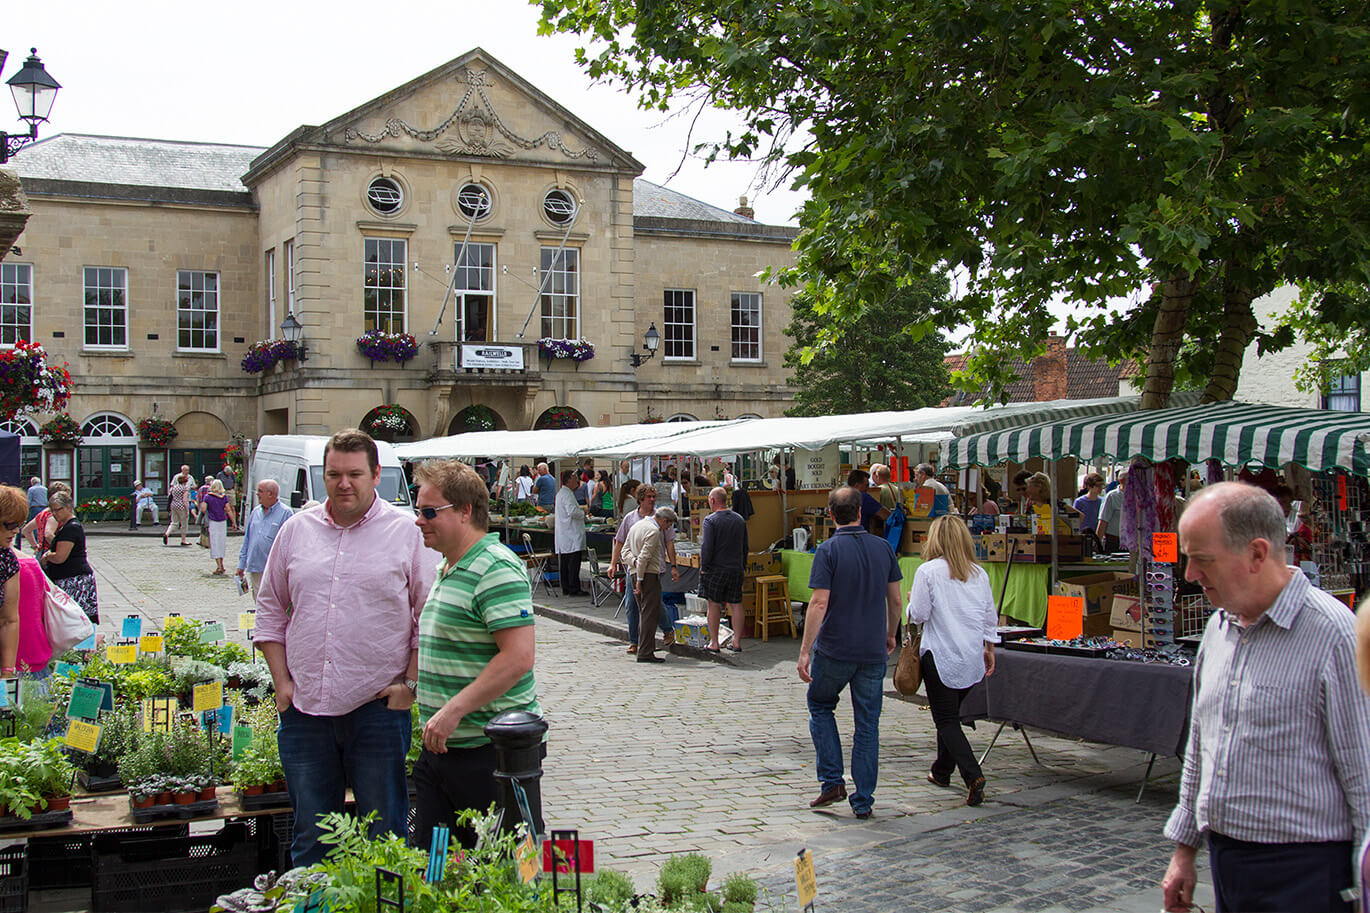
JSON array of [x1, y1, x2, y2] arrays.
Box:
[[1082, 613, 1113, 637], [1057, 571, 1132, 617], [1112, 628, 1143, 647], [743, 552, 781, 578], [984, 534, 1084, 563], [673, 618, 711, 648], [898, 525, 924, 556], [1110, 593, 1143, 631]]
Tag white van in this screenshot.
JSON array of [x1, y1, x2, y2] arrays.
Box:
[[248, 435, 414, 514]]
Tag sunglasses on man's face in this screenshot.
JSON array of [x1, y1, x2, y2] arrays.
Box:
[[418, 504, 456, 520]]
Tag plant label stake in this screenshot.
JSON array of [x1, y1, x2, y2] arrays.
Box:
[[121, 615, 143, 639], [374, 866, 403, 913], [547, 829, 585, 913], [424, 825, 449, 884], [0, 708, 15, 739], [795, 848, 817, 911], [231, 724, 253, 760]]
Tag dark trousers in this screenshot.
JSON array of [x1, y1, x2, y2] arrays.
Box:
[[1208, 831, 1353, 913], [636, 572, 663, 658], [920, 652, 982, 785], [558, 550, 583, 595]]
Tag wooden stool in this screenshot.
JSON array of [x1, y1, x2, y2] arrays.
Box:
[[753, 575, 796, 641]]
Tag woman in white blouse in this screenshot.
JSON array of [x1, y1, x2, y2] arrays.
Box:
[[906, 516, 1000, 807]]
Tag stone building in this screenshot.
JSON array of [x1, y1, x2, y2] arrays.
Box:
[[4, 50, 797, 500]]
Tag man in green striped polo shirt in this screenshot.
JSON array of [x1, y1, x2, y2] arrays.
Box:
[[411, 458, 542, 849]]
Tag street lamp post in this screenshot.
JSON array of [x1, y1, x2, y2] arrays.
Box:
[[0, 49, 61, 164]]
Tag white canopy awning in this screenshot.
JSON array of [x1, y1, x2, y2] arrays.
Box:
[[392, 419, 738, 461]]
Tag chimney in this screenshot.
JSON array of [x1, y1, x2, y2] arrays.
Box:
[[734, 195, 755, 220], [1034, 335, 1068, 401]]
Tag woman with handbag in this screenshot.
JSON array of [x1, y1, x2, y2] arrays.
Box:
[[906, 515, 999, 807], [199, 479, 237, 575], [40, 491, 99, 623]]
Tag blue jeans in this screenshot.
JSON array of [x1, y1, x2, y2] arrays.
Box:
[[806, 653, 885, 814], [277, 699, 412, 867], [625, 573, 676, 643]]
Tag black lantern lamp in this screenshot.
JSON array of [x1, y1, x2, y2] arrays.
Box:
[[630, 322, 661, 367], [1, 49, 60, 164], [280, 312, 309, 363]]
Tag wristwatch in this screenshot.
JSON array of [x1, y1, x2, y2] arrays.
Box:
[[403, 678, 418, 695]]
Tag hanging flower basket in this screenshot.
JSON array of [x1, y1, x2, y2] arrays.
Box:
[[364, 405, 413, 437], [453, 404, 496, 432], [534, 406, 585, 430], [241, 340, 304, 374], [537, 338, 595, 362], [137, 418, 179, 448], [0, 341, 73, 421], [38, 414, 82, 446], [221, 442, 245, 470], [356, 331, 419, 364]]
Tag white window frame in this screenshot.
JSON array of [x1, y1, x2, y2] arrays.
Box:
[[1324, 370, 1361, 412], [284, 239, 296, 315], [83, 266, 129, 350], [265, 248, 277, 338], [730, 291, 763, 363], [663, 289, 696, 361], [453, 242, 497, 342], [176, 269, 221, 353], [363, 237, 408, 334], [0, 262, 33, 348], [539, 247, 579, 339]]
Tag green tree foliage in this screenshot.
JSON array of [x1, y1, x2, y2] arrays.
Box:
[[539, 0, 1370, 406], [784, 274, 951, 415]]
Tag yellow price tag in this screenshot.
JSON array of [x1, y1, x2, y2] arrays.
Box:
[[795, 849, 817, 908], [65, 719, 102, 753], [192, 680, 223, 713], [237, 612, 256, 632], [517, 835, 539, 883], [140, 634, 164, 653], [107, 644, 137, 664]]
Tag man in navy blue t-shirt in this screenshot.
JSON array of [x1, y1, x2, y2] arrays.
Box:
[[799, 486, 902, 819], [533, 462, 557, 507]]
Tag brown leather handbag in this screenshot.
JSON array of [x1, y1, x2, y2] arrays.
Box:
[[892, 625, 922, 696]]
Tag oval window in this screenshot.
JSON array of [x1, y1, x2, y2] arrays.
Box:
[[367, 176, 404, 215], [456, 183, 492, 220], [543, 189, 576, 225]]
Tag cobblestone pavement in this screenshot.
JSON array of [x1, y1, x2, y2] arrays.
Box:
[[81, 530, 1209, 911]]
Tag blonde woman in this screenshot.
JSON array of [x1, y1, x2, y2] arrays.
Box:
[[199, 479, 237, 575], [905, 516, 999, 806]]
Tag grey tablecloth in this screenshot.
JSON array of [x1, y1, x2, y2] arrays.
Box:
[[959, 649, 1194, 757]]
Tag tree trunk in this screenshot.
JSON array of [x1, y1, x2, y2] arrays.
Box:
[[1140, 275, 1198, 409], [1201, 283, 1258, 403]]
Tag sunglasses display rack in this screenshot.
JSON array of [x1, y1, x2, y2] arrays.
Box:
[[1308, 473, 1368, 595], [1143, 561, 1175, 646]]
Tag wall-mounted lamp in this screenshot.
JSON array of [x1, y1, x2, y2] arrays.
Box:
[[630, 323, 661, 367], [280, 312, 309, 363], [0, 49, 61, 164]]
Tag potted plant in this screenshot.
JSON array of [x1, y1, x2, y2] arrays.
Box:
[[172, 777, 197, 805], [25, 739, 74, 812], [128, 783, 154, 810], [196, 773, 217, 802]]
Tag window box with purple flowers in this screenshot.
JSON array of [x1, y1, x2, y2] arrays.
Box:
[[241, 340, 304, 374], [537, 338, 595, 362]]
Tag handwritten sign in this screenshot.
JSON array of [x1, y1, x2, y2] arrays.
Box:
[[64, 720, 102, 753], [163, 613, 184, 629], [1152, 532, 1178, 564], [199, 621, 226, 643], [121, 616, 143, 639], [517, 835, 539, 883], [106, 644, 137, 665], [795, 849, 818, 909], [1046, 595, 1085, 641], [232, 724, 253, 760], [237, 612, 256, 633], [67, 683, 104, 720], [192, 680, 224, 713], [53, 661, 80, 679], [139, 634, 164, 654]]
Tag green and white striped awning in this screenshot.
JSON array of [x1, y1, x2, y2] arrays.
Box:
[[946, 401, 1370, 474]]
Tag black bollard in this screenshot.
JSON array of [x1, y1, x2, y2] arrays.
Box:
[[483, 710, 547, 838]]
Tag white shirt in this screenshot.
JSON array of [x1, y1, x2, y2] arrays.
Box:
[[515, 475, 534, 501], [554, 485, 586, 553], [905, 558, 1000, 689]]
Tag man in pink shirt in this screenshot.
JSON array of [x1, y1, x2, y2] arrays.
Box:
[[255, 429, 436, 866]]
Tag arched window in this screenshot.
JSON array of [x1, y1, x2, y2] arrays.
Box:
[[666, 413, 697, 423], [81, 414, 135, 441], [533, 406, 586, 430], [0, 419, 37, 439], [360, 405, 418, 444]]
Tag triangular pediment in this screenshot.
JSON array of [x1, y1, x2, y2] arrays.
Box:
[[314, 49, 641, 172]]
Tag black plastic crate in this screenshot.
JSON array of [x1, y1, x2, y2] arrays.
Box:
[[28, 826, 171, 891], [0, 844, 25, 913], [91, 822, 255, 913]]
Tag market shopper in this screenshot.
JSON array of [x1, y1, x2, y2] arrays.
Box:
[[199, 479, 237, 575], [1160, 482, 1370, 913], [40, 491, 98, 622], [798, 486, 902, 819], [700, 487, 748, 653], [625, 506, 678, 663], [1073, 473, 1105, 531], [906, 516, 998, 806], [609, 484, 678, 655], [164, 466, 194, 546], [871, 464, 899, 511], [1095, 471, 1126, 550], [847, 469, 890, 534], [236, 480, 292, 601], [914, 463, 951, 517], [22, 481, 65, 557], [533, 462, 556, 507], [515, 465, 535, 502], [0, 486, 27, 676], [410, 459, 541, 850], [255, 429, 435, 867], [554, 469, 587, 596]]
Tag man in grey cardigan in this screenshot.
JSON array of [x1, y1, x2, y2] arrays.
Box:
[[700, 486, 749, 653]]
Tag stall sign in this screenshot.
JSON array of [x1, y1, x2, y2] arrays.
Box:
[[106, 644, 137, 665], [460, 344, 525, 370], [798, 444, 840, 490], [238, 611, 256, 633], [64, 720, 102, 754], [232, 724, 253, 760], [121, 616, 142, 639], [199, 621, 226, 642], [1046, 596, 1085, 640], [795, 848, 818, 909], [518, 834, 539, 882], [192, 680, 224, 713], [140, 633, 164, 653], [67, 683, 104, 720], [1152, 533, 1178, 564]]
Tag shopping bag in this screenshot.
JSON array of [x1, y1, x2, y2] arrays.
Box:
[[892, 625, 922, 696], [43, 581, 94, 654]]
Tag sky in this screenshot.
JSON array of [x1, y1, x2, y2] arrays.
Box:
[[5, 0, 806, 225]]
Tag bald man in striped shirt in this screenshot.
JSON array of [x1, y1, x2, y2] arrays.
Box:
[[1161, 482, 1370, 913]]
